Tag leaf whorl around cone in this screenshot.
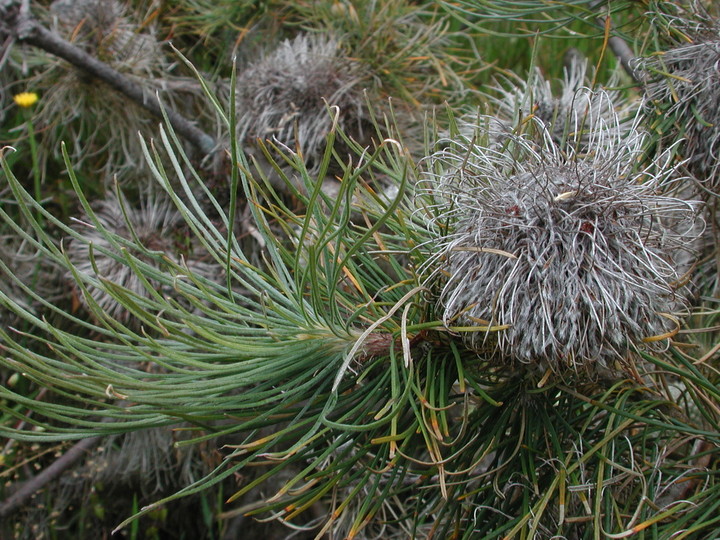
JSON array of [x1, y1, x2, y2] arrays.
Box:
[[429, 107, 699, 378]]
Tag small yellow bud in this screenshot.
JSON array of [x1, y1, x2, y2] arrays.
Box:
[[13, 92, 39, 108]]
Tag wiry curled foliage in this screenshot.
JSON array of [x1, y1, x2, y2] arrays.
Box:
[[489, 54, 636, 149], [236, 34, 371, 170], [637, 10, 720, 192], [66, 189, 219, 326], [428, 106, 699, 378]]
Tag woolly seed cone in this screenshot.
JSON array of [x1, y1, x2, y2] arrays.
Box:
[[236, 34, 370, 171], [430, 107, 699, 379], [0, 234, 63, 327], [49, 0, 161, 68]]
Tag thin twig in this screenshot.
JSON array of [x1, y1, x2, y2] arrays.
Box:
[[607, 35, 642, 83], [590, 0, 644, 83], [0, 436, 101, 519]]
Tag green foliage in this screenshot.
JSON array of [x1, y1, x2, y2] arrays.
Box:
[[2, 98, 719, 537], [1, 0, 719, 538], [440, 0, 642, 37]]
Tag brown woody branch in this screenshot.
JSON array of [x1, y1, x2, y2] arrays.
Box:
[[0, 436, 101, 519]]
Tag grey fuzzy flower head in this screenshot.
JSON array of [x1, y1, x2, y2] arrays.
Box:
[[66, 190, 218, 326], [427, 102, 699, 379], [50, 0, 124, 27], [0, 235, 63, 327], [636, 12, 720, 192], [236, 34, 369, 171], [487, 54, 637, 151]]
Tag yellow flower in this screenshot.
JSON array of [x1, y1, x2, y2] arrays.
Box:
[[13, 92, 39, 108]]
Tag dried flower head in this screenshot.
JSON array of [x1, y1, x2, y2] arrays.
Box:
[[427, 102, 699, 379], [0, 235, 61, 327], [236, 34, 370, 171], [50, 0, 161, 69], [91, 426, 205, 493], [636, 9, 720, 193], [66, 190, 218, 326], [488, 53, 636, 150]]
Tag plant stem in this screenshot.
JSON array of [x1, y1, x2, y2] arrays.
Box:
[[23, 108, 42, 224], [0, 436, 101, 520]]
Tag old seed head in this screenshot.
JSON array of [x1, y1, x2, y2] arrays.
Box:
[[31, 0, 203, 181], [236, 34, 369, 172], [487, 54, 636, 151], [636, 10, 720, 193], [427, 99, 699, 379]]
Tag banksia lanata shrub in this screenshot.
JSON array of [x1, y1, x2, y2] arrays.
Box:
[[236, 33, 370, 172], [1, 71, 719, 539], [429, 105, 699, 379], [66, 189, 219, 326]]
